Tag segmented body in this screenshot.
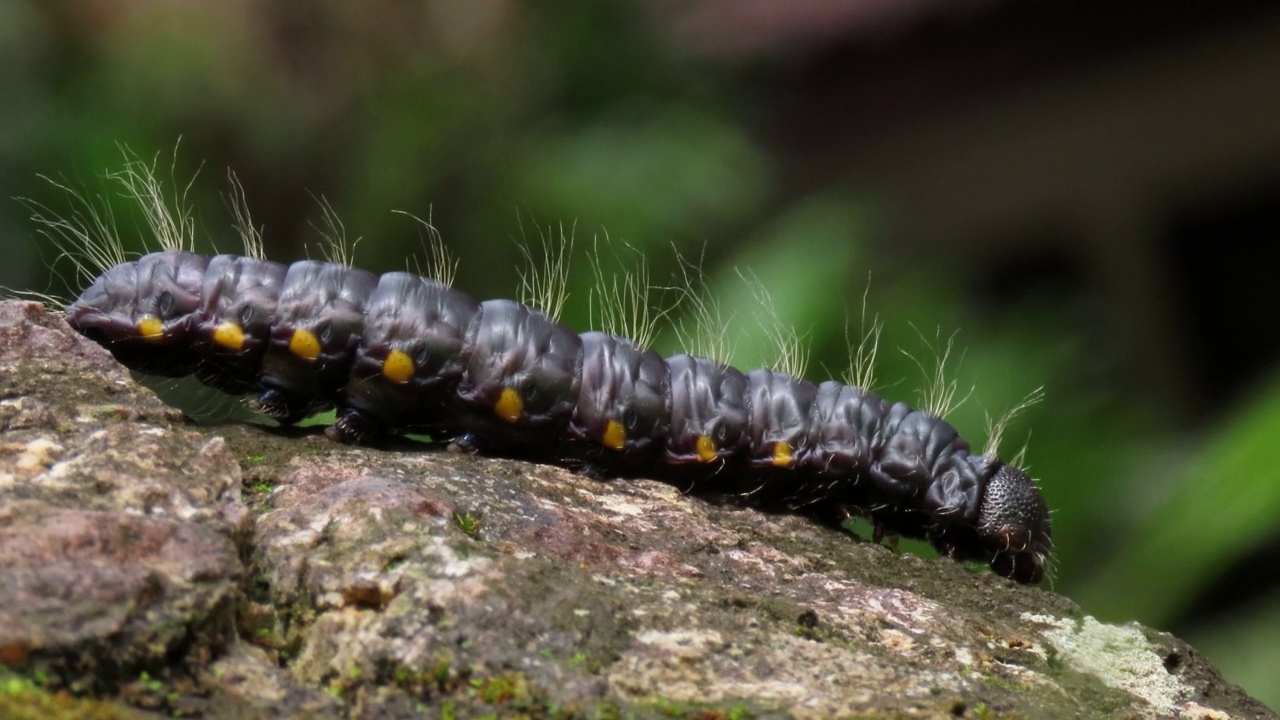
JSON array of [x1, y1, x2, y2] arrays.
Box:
[[65, 250, 1052, 583]]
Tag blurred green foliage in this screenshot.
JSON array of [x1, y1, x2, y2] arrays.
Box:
[[1, 0, 1276, 710]]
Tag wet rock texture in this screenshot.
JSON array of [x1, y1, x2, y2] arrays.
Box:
[[0, 300, 1273, 719]]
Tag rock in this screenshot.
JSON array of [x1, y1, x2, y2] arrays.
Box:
[[0, 301, 246, 703], [0, 299, 1273, 719]]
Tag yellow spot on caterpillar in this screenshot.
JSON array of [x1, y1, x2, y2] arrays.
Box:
[[771, 440, 793, 468], [212, 321, 244, 350], [696, 435, 717, 463], [289, 328, 321, 362], [495, 387, 523, 423], [603, 420, 626, 451], [137, 315, 164, 341], [382, 349, 415, 384]]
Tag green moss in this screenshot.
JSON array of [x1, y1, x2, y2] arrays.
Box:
[[648, 696, 684, 716], [452, 508, 483, 538], [381, 654, 458, 698], [469, 672, 528, 704], [970, 662, 1137, 720], [631, 697, 765, 720], [136, 672, 164, 695], [430, 658, 453, 687], [593, 702, 622, 720], [961, 699, 1029, 720], [383, 663, 593, 718], [0, 672, 135, 720], [977, 673, 1025, 694], [88, 406, 128, 421], [246, 481, 274, 495]]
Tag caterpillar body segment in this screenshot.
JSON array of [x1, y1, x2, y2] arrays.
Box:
[[332, 271, 478, 444], [194, 255, 288, 394], [566, 332, 671, 475], [720, 369, 816, 507], [255, 261, 378, 423], [792, 381, 888, 509], [662, 354, 750, 472], [450, 298, 584, 457], [62, 248, 1051, 585]]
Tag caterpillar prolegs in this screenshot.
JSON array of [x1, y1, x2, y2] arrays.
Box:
[[59, 242, 1052, 585]]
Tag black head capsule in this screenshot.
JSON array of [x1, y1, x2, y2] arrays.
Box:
[[65, 251, 209, 376], [976, 464, 1052, 584], [925, 456, 1051, 584]]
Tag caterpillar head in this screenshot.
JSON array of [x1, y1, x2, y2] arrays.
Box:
[[977, 464, 1051, 584]]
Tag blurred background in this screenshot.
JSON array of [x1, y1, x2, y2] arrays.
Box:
[[2, 0, 1278, 708]]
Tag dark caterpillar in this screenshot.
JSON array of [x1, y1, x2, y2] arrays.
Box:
[[61, 243, 1052, 584], [24, 154, 1050, 583]]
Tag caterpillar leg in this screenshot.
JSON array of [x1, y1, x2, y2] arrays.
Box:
[[570, 461, 612, 481], [815, 503, 864, 541], [251, 388, 324, 426], [327, 408, 391, 446], [447, 433, 485, 455], [872, 522, 901, 551]]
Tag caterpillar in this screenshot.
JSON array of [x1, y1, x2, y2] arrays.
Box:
[[26, 160, 1052, 585]]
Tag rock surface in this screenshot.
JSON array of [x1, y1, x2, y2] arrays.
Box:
[[0, 299, 1273, 719]]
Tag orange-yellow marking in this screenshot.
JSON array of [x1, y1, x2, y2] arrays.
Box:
[[771, 440, 793, 468], [696, 435, 717, 463], [289, 328, 321, 362], [495, 387, 523, 423], [212, 321, 245, 351], [136, 315, 164, 341], [382, 349, 415, 384], [603, 420, 626, 451]]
